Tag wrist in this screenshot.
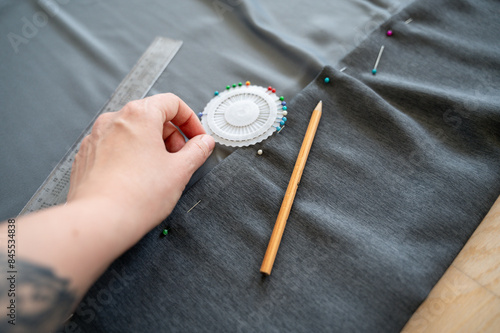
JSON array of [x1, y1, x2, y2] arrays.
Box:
[[66, 195, 148, 256], [15, 196, 149, 297]]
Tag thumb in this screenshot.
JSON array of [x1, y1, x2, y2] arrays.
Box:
[[175, 134, 215, 175]]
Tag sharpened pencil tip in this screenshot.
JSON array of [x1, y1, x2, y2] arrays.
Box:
[[315, 101, 323, 112]]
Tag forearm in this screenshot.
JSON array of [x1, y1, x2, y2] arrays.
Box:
[[11, 198, 146, 297], [0, 198, 148, 331]]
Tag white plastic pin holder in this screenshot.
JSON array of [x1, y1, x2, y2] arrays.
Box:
[[200, 83, 288, 147]]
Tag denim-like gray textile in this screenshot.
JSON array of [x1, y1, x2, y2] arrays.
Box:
[[68, 0, 500, 331]]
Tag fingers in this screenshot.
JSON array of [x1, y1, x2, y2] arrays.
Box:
[[119, 93, 205, 143], [176, 110, 206, 139], [164, 129, 186, 152], [173, 134, 215, 175], [142, 93, 206, 139]]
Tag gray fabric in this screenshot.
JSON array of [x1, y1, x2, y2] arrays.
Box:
[[67, 0, 500, 331], [0, 0, 410, 221]]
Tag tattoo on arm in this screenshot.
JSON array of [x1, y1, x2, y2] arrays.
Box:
[[0, 254, 76, 333]]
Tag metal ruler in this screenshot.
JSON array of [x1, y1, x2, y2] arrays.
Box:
[[18, 37, 183, 216]]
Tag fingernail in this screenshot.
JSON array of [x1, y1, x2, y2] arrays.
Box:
[[201, 135, 215, 152]]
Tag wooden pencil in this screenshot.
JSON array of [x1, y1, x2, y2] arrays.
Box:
[[260, 101, 323, 275]]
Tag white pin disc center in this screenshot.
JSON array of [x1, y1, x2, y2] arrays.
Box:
[[224, 101, 259, 127]]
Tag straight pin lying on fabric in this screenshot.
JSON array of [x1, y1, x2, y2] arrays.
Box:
[[187, 200, 202, 213], [260, 101, 323, 276], [372, 45, 385, 75]]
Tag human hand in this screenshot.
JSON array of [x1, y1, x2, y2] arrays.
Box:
[[0, 94, 214, 330], [67, 93, 215, 235]]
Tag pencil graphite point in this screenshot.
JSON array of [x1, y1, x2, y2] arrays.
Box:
[[316, 101, 323, 112]]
